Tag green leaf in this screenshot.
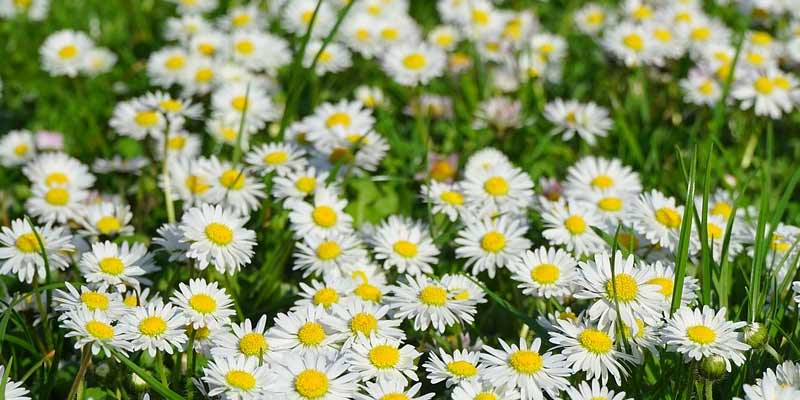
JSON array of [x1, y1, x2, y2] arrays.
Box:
[[110, 349, 185, 400]]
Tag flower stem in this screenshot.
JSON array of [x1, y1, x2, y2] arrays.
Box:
[[67, 346, 92, 400], [161, 121, 176, 224]]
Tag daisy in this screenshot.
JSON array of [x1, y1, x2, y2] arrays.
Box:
[[23, 152, 95, 190], [642, 260, 699, 311], [221, 4, 264, 32], [481, 337, 571, 400], [266, 352, 358, 399], [268, 305, 343, 357], [118, 301, 188, 357], [26, 183, 87, 224], [0, 0, 48, 21], [0, 130, 36, 167], [385, 274, 476, 333], [509, 247, 578, 299], [680, 68, 722, 106], [245, 142, 308, 177], [167, 0, 217, 14], [304, 40, 352, 75], [662, 306, 749, 371], [39, 30, 93, 77], [574, 251, 663, 334], [368, 216, 439, 276], [231, 31, 291, 73], [154, 223, 190, 262], [602, 22, 663, 67], [199, 157, 266, 215], [305, 99, 376, 145], [382, 42, 446, 86], [323, 298, 404, 347], [62, 308, 133, 356], [141, 91, 203, 121], [211, 82, 278, 131], [211, 315, 271, 362], [566, 380, 630, 400], [295, 279, 353, 311], [147, 46, 190, 88], [77, 201, 134, 237], [180, 56, 220, 95], [0, 364, 30, 400], [164, 14, 210, 43], [78, 240, 152, 291], [355, 381, 434, 400], [742, 367, 800, 400], [440, 273, 487, 306], [347, 335, 421, 384], [464, 147, 512, 176], [454, 215, 531, 278], [179, 204, 256, 274], [563, 156, 642, 199], [424, 348, 483, 388], [354, 85, 385, 109], [273, 167, 331, 202], [452, 380, 521, 400], [170, 278, 236, 329], [288, 188, 354, 239], [109, 98, 167, 140], [348, 266, 390, 305], [428, 25, 460, 51], [167, 157, 214, 207], [293, 232, 368, 278], [202, 355, 270, 399], [573, 189, 635, 230], [732, 69, 794, 119], [629, 190, 686, 252], [543, 99, 613, 146], [53, 283, 126, 320], [461, 159, 534, 216], [421, 181, 465, 222], [0, 218, 73, 283], [541, 202, 607, 257], [281, 0, 336, 38], [574, 3, 609, 34], [548, 317, 634, 385]]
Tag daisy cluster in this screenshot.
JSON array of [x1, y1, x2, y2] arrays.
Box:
[[1, 0, 800, 400]]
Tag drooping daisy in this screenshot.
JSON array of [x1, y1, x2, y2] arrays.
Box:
[[245, 142, 308, 177], [454, 215, 531, 278], [268, 305, 343, 357], [421, 181, 465, 222], [39, 30, 93, 77], [347, 335, 421, 384], [355, 380, 434, 400], [118, 301, 188, 357], [548, 317, 634, 385], [170, 278, 236, 329], [266, 352, 358, 399], [179, 204, 256, 274], [0, 218, 74, 283], [662, 306, 749, 371], [509, 246, 578, 299], [385, 274, 476, 333], [574, 251, 662, 334], [288, 188, 354, 239], [368, 216, 439, 276], [78, 240, 152, 291], [382, 42, 446, 86], [323, 298, 405, 347], [62, 308, 133, 356], [198, 156, 266, 216], [0, 364, 30, 400], [0, 130, 36, 167], [566, 380, 631, 400], [629, 189, 686, 253], [293, 232, 368, 278], [424, 348, 483, 388], [202, 355, 270, 399], [481, 337, 571, 400], [541, 202, 607, 257], [211, 315, 271, 363]]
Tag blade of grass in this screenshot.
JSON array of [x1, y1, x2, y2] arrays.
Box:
[[671, 146, 698, 315], [111, 348, 185, 400]]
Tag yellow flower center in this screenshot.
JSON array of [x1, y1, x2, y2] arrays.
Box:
[[45, 172, 69, 186], [236, 40, 254, 55], [15, 233, 41, 253], [138, 316, 167, 337], [45, 188, 69, 205], [81, 291, 109, 310], [654, 28, 672, 42], [452, 289, 470, 300], [98, 257, 125, 275], [316, 241, 341, 261], [698, 81, 715, 96], [167, 135, 187, 150], [135, 111, 159, 127], [368, 345, 400, 368], [508, 350, 543, 374], [771, 234, 790, 253], [418, 285, 447, 306], [195, 67, 214, 82], [579, 329, 613, 354], [430, 160, 456, 181], [691, 26, 710, 41], [301, 10, 314, 24], [198, 42, 215, 56], [591, 174, 614, 188], [165, 55, 186, 70], [263, 151, 288, 165], [393, 240, 418, 258], [186, 175, 210, 194], [13, 143, 28, 156], [225, 370, 256, 391], [313, 288, 339, 308], [402, 53, 427, 70], [480, 231, 506, 253], [483, 176, 509, 196], [325, 112, 351, 128], [381, 394, 409, 400], [239, 333, 268, 356], [440, 191, 464, 205], [446, 360, 478, 377], [355, 283, 382, 303], [59, 45, 78, 60], [232, 13, 251, 27], [623, 33, 644, 52], [311, 206, 338, 228], [598, 197, 623, 212], [189, 293, 217, 314], [96, 216, 122, 234], [586, 11, 604, 25], [475, 393, 498, 400], [632, 5, 652, 20], [531, 263, 560, 284], [295, 176, 317, 194], [205, 223, 233, 246], [381, 28, 398, 41], [297, 322, 326, 346], [686, 325, 716, 345], [123, 294, 138, 307], [754, 77, 774, 94], [605, 273, 639, 302], [752, 31, 772, 45], [295, 369, 329, 398], [435, 33, 454, 47], [350, 312, 378, 335], [655, 207, 681, 229], [13, 0, 32, 8], [774, 76, 790, 90], [86, 320, 114, 340], [746, 52, 765, 66], [472, 9, 489, 25], [564, 215, 587, 235], [647, 277, 674, 297], [219, 170, 245, 190], [231, 96, 248, 111], [707, 223, 723, 240]]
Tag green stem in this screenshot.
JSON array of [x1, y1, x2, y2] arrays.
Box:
[[162, 120, 176, 224], [156, 351, 168, 386], [705, 379, 714, 400], [67, 346, 92, 400]]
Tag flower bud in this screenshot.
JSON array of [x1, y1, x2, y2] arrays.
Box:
[[699, 355, 727, 380], [744, 323, 768, 349]]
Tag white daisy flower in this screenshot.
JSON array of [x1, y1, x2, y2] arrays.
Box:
[[642, 260, 699, 311], [166, 157, 214, 207], [428, 25, 460, 51], [424, 348, 483, 388], [26, 183, 87, 224], [421, 181, 465, 222], [304, 40, 352, 75], [199, 156, 266, 216], [451, 380, 521, 400], [78, 240, 152, 291], [109, 98, 167, 140], [543, 99, 613, 146], [481, 337, 571, 400], [742, 367, 800, 400], [385, 274, 476, 333], [0, 218, 73, 283], [245, 142, 308, 177], [462, 161, 534, 216], [563, 156, 641, 200], [268, 305, 343, 357], [464, 147, 512, 176], [281, 0, 336, 38], [211, 82, 278, 131], [232, 31, 291, 73], [541, 202, 607, 257], [179, 56, 220, 95], [147, 46, 190, 88], [272, 167, 331, 202], [662, 306, 749, 371], [0, 364, 30, 400], [118, 301, 188, 357], [207, 117, 252, 149], [164, 14, 211, 43], [732, 69, 794, 119], [0, 130, 36, 167], [355, 381, 433, 400], [39, 30, 93, 77], [347, 335, 421, 384], [382, 42, 446, 86], [170, 278, 236, 329], [323, 298, 404, 347], [368, 216, 439, 276], [62, 308, 133, 356], [179, 204, 256, 274], [294, 278, 354, 311], [166, 0, 217, 14], [305, 99, 376, 145], [548, 318, 634, 385], [680, 68, 722, 106], [221, 3, 264, 32], [23, 152, 95, 190], [293, 232, 368, 278], [266, 352, 358, 399], [211, 315, 271, 363], [202, 355, 270, 399], [574, 3, 609, 34], [455, 215, 531, 278], [509, 246, 578, 299], [0, 0, 48, 21], [288, 188, 353, 239], [53, 283, 126, 320], [77, 201, 134, 237], [566, 379, 631, 400], [602, 22, 663, 67], [154, 223, 190, 262], [629, 189, 686, 253]]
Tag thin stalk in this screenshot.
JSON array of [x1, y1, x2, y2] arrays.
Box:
[[66, 346, 91, 400], [161, 120, 176, 224]]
